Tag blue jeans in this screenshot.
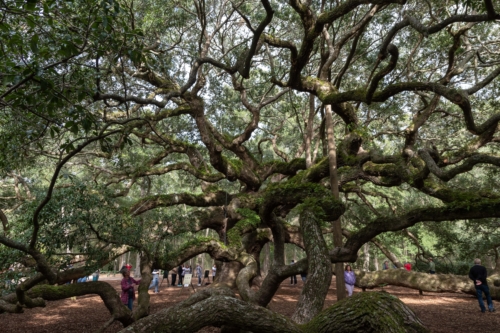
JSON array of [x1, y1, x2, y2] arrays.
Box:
[[149, 278, 159, 292], [127, 297, 133, 310], [475, 285, 494, 311]]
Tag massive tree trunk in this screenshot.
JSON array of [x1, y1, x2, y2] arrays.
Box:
[[356, 269, 500, 300], [292, 210, 332, 323], [119, 288, 427, 333], [214, 260, 244, 288]]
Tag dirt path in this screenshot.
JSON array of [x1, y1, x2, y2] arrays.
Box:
[[2, 276, 499, 332]]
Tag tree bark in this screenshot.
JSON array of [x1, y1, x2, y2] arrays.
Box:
[[120, 288, 426, 333], [302, 291, 428, 333], [292, 210, 332, 324], [324, 103, 346, 300], [214, 260, 243, 288], [363, 242, 370, 272], [2, 282, 134, 325], [305, 94, 316, 169]]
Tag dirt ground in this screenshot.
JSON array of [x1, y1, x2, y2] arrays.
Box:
[[2, 275, 500, 333]]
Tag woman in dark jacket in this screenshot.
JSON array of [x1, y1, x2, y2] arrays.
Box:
[[177, 265, 183, 286], [120, 269, 140, 310]]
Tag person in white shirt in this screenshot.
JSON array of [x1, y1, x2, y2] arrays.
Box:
[[148, 269, 160, 293], [196, 264, 202, 286], [212, 265, 216, 282]]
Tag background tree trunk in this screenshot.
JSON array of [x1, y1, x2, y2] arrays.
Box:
[[262, 243, 270, 276], [363, 243, 370, 272], [324, 104, 346, 300], [134, 253, 141, 279]]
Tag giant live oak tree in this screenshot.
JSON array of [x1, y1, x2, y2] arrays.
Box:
[[1, 0, 500, 331]]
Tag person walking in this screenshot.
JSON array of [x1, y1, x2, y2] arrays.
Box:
[[148, 269, 160, 293], [428, 258, 436, 274], [120, 269, 140, 311], [92, 269, 100, 281], [196, 264, 202, 286], [469, 258, 495, 313], [212, 264, 216, 282], [300, 272, 307, 283], [290, 260, 297, 285], [170, 267, 177, 286], [404, 262, 412, 271], [382, 261, 390, 270], [344, 265, 356, 297]]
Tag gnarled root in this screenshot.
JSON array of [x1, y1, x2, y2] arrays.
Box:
[[120, 289, 426, 333]]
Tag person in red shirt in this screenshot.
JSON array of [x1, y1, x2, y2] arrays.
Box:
[[404, 262, 412, 271]]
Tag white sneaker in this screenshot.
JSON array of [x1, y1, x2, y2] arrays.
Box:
[[197, 284, 201, 286]]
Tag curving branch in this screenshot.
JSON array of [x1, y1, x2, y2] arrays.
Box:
[[322, 81, 500, 136], [343, 199, 500, 259], [419, 150, 500, 182], [366, 44, 399, 104]]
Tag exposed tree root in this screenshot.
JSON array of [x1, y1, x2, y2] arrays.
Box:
[[119, 288, 426, 333]]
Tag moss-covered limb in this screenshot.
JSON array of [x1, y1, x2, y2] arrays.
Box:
[[199, 115, 263, 190], [361, 160, 404, 178], [0, 299, 26, 313], [119, 294, 303, 333], [155, 238, 239, 273], [323, 81, 500, 136], [302, 291, 428, 333], [151, 206, 226, 236], [226, 209, 262, 248], [13, 272, 46, 310], [130, 191, 232, 216], [0, 278, 45, 314], [258, 158, 307, 180], [419, 149, 500, 182], [356, 269, 500, 300], [259, 181, 344, 223], [344, 199, 500, 258], [418, 178, 499, 203], [24, 282, 134, 326], [292, 211, 332, 324]]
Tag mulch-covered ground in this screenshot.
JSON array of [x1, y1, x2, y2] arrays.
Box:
[[2, 275, 499, 333]]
